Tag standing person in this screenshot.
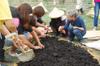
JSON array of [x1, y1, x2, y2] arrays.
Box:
[[59, 10, 86, 43], [76, 0, 84, 14], [0, 0, 12, 62], [93, 0, 100, 30]]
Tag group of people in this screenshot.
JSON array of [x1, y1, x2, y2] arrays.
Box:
[[0, 0, 49, 62], [0, 0, 100, 63]]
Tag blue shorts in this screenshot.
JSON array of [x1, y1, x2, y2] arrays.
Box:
[[23, 31, 30, 40]]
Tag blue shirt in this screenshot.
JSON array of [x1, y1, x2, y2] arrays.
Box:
[[64, 16, 86, 32]]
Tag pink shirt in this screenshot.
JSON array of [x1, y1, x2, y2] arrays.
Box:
[[95, 0, 100, 2]]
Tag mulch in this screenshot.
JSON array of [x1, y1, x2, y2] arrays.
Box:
[[18, 37, 100, 66]]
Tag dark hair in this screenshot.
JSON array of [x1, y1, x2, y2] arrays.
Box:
[[50, 17, 65, 28], [50, 17, 65, 36], [10, 6, 22, 22], [17, 3, 32, 25], [32, 6, 45, 17], [17, 3, 32, 15]]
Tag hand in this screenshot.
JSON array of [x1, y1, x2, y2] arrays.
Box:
[[38, 43, 45, 48], [44, 25, 49, 30], [58, 26, 64, 31]]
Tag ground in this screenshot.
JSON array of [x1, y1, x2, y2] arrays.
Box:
[[2, 1, 100, 66], [18, 36, 100, 66], [2, 31, 100, 66]]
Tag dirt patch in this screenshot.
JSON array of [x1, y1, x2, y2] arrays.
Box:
[[18, 37, 100, 66]]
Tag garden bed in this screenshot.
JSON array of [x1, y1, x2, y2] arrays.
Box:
[[18, 37, 100, 66]]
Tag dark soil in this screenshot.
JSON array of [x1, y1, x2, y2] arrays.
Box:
[[18, 37, 100, 66]]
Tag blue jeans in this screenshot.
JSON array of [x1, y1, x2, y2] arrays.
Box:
[[68, 25, 86, 41], [94, 2, 100, 27]]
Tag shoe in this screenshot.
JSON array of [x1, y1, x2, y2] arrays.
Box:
[[93, 27, 97, 31], [0, 59, 11, 63], [79, 39, 87, 45]]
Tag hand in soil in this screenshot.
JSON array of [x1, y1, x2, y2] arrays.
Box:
[[33, 46, 43, 49], [38, 44, 45, 49]]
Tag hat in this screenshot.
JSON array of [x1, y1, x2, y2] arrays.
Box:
[[32, 2, 48, 13], [49, 7, 64, 18]]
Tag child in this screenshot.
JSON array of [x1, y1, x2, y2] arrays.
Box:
[[32, 3, 49, 37], [49, 7, 67, 36], [59, 10, 86, 42], [17, 3, 44, 49]]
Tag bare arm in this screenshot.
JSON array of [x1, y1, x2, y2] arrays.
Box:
[[36, 22, 48, 29], [18, 35, 34, 48], [30, 30, 41, 45]]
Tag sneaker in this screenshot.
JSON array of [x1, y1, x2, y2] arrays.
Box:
[[79, 39, 87, 45], [93, 27, 97, 31], [0, 59, 11, 63]]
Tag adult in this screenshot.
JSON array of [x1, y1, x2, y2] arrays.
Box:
[[59, 10, 86, 42], [49, 7, 67, 36], [0, 0, 12, 62], [93, 0, 100, 30]]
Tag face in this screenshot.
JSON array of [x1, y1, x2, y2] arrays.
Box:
[[36, 13, 44, 18], [67, 16, 76, 22]]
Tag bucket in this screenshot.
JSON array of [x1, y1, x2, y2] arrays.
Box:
[[16, 48, 35, 62]]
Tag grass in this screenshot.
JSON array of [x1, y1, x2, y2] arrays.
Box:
[[8, 0, 94, 30], [42, 12, 94, 30]]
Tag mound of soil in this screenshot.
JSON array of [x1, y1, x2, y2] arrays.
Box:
[[18, 37, 100, 66]]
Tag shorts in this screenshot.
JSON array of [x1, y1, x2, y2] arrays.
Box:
[[23, 31, 31, 40], [4, 38, 13, 47]]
